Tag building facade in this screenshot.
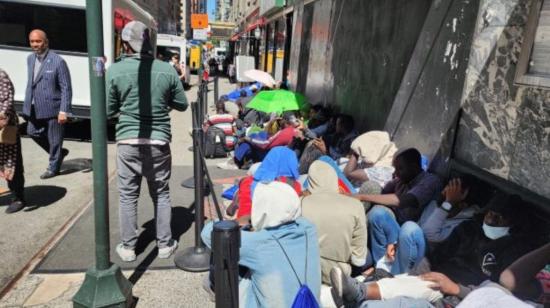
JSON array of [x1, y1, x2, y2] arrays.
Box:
[[134, 0, 181, 34], [286, 0, 550, 209], [215, 0, 232, 22]]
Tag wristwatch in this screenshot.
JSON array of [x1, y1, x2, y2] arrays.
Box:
[[441, 201, 452, 212]]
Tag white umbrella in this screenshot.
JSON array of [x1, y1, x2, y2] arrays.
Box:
[[244, 69, 276, 88]]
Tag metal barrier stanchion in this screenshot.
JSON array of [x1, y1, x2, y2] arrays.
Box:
[[214, 76, 219, 103], [212, 221, 240, 308], [174, 102, 210, 271], [203, 79, 209, 116], [181, 77, 206, 189]]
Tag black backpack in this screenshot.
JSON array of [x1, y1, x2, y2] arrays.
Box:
[[204, 126, 228, 158]]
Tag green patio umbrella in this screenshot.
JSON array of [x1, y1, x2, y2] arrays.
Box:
[[247, 89, 307, 114]]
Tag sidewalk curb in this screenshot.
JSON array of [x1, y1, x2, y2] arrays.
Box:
[[0, 168, 118, 300]]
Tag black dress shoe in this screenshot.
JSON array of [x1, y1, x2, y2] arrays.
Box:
[[61, 148, 69, 159], [5, 200, 25, 214], [40, 170, 58, 179]]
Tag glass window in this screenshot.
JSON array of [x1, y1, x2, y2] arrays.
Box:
[[156, 46, 181, 62], [515, 0, 550, 88], [0, 1, 87, 53], [528, 0, 550, 75], [274, 18, 286, 80]]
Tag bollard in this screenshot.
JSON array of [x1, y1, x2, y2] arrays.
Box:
[[214, 76, 219, 103], [174, 102, 210, 272], [212, 220, 240, 308]]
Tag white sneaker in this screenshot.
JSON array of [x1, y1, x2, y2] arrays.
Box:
[[158, 240, 178, 259], [116, 243, 136, 262], [217, 158, 238, 170]]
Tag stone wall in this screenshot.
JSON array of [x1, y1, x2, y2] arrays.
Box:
[[385, 0, 480, 158], [288, 0, 431, 131], [455, 0, 550, 199]]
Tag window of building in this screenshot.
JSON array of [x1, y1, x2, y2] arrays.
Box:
[[515, 0, 550, 88], [0, 1, 87, 54]]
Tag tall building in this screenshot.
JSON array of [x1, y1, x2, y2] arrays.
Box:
[[134, 0, 181, 35], [185, 0, 207, 39], [215, 0, 232, 22]]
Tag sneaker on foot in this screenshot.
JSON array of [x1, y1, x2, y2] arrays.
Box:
[[116, 243, 136, 262], [217, 158, 238, 170], [158, 240, 178, 259]]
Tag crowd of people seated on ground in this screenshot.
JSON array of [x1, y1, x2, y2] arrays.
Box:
[[200, 85, 549, 307]]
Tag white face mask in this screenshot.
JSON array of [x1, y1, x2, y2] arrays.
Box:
[[482, 223, 510, 240]]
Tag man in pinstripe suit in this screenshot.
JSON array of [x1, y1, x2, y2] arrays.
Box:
[[22, 29, 71, 179]]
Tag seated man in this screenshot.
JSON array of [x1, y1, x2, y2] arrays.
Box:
[[343, 131, 397, 187], [233, 112, 299, 167], [330, 193, 537, 306], [301, 160, 367, 285], [313, 114, 357, 162], [418, 176, 479, 244], [304, 105, 332, 139], [230, 146, 302, 221], [355, 148, 441, 271], [202, 181, 321, 307]]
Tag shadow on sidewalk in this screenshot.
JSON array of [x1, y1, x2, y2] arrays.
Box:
[[128, 205, 194, 284], [59, 158, 93, 175], [0, 185, 66, 211]]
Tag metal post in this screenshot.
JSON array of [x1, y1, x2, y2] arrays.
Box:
[[214, 76, 219, 103], [271, 21, 279, 79], [181, 82, 204, 189], [213, 221, 240, 308], [73, 1, 133, 306], [203, 78, 209, 116], [174, 103, 210, 272]]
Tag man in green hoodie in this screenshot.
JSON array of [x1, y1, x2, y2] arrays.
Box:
[[106, 21, 188, 262]]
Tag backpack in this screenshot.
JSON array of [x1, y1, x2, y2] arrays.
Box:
[[204, 126, 227, 158], [272, 232, 320, 308]]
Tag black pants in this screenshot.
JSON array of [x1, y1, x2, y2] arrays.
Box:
[[7, 136, 25, 201]]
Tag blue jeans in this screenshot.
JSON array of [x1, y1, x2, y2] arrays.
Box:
[[368, 206, 426, 275]]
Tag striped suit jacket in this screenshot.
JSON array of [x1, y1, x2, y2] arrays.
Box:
[[23, 50, 72, 119]]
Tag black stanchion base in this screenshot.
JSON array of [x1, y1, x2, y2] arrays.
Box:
[[174, 246, 211, 272], [181, 176, 195, 189]]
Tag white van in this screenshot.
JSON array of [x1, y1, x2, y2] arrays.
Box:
[[0, 0, 157, 118], [156, 34, 190, 87]]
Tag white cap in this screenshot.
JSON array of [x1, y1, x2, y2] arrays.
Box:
[[121, 21, 152, 54]]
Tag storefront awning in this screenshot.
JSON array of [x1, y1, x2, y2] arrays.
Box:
[[230, 17, 266, 42]]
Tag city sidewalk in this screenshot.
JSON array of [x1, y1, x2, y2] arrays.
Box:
[[0, 75, 241, 307]]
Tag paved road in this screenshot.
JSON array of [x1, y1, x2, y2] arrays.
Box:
[[0, 74, 237, 298]]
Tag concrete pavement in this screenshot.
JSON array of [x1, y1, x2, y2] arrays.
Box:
[[0, 75, 240, 307]]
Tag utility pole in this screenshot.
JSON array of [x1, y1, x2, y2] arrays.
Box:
[[73, 1, 133, 307]]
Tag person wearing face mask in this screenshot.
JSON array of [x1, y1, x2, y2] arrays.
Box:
[[418, 176, 481, 244], [421, 193, 537, 300], [329, 193, 537, 307]]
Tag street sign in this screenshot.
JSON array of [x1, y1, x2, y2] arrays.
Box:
[[191, 13, 209, 29], [193, 28, 208, 41]]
